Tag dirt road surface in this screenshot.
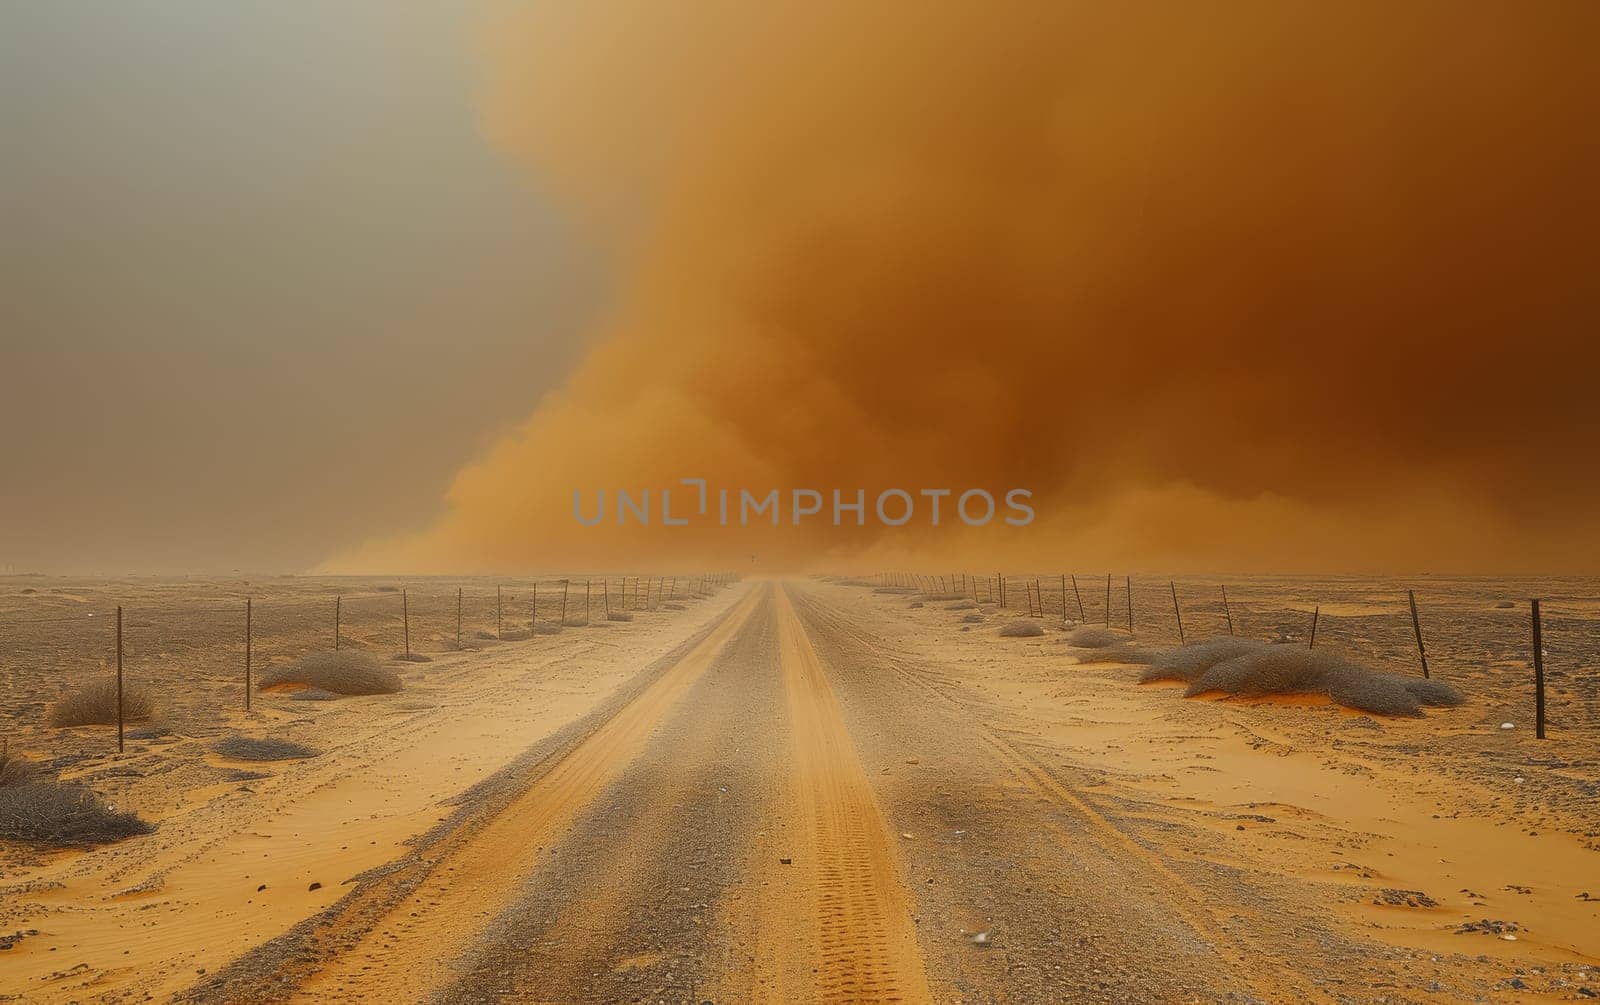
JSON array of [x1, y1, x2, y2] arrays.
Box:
[[4, 579, 1597, 1003]]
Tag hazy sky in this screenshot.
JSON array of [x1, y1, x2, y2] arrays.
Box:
[[6, 4, 1598, 576], [2, 2, 599, 573]]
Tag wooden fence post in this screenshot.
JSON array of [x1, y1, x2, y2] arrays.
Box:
[[457, 587, 463, 649], [997, 573, 1005, 609], [1170, 581, 1184, 644], [496, 585, 502, 640], [1308, 606, 1319, 648], [561, 579, 570, 626], [1071, 574, 1085, 624], [604, 579, 612, 618], [116, 605, 124, 754], [403, 589, 411, 657], [1060, 574, 1069, 626], [586, 578, 592, 622], [1104, 574, 1111, 627], [335, 595, 341, 650], [245, 597, 252, 712], [1126, 576, 1133, 634], [1407, 589, 1430, 679], [1532, 598, 1546, 740], [1221, 584, 1234, 636]]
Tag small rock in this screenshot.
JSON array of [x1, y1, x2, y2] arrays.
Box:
[[308, 882, 322, 892]]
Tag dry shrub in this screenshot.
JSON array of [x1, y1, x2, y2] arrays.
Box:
[[473, 629, 499, 641], [909, 601, 924, 609], [500, 628, 533, 640], [999, 621, 1045, 637], [1066, 626, 1131, 649], [533, 623, 563, 635], [919, 592, 966, 602], [1072, 642, 1161, 665], [1, 742, 42, 787], [0, 781, 153, 846], [1140, 637, 1464, 717], [961, 613, 984, 623], [946, 600, 978, 611], [394, 652, 433, 663], [607, 611, 634, 622], [289, 688, 340, 702], [49, 679, 155, 728], [258, 651, 402, 696], [213, 736, 318, 761]]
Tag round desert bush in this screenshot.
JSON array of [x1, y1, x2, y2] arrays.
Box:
[[1142, 637, 1464, 716], [961, 613, 984, 623], [499, 628, 533, 641], [49, 679, 155, 728], [998, 621, 1045, 638], [533, 623, 563, 635], [393, 652, 433, 664], [213, 735, 318, 761], [0, 780, 153, 846], [473, 629, 499, 641], [1066, 626, 1131, 649], [606, 611, 634, 622], [946, 601, 978, 611], [1, 743, 43, 787], [258, 651, 402, 696], [1139, 637, 1267, 684]]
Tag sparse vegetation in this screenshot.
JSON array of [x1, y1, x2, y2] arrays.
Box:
[[394, 652, 433, 663], [500, 628, 533, 640], [999, 621, 1045, 637], [533, 623, 563, 635], [946, 600, 978, 611], [607, 611, 633, 622], [1066, 626, 1131, 648], [0, 779, 153, 846], [49, 679, 155, 728], [1, 741, 42, 786], [961, 613, 984, 623], [258, 651, 403, 696], [213, 735, 319, 761], [1140, 637, 1465, 716]]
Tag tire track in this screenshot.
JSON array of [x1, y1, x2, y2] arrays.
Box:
[[772, 584, 934, 1005], [786, 583, 1336, 1004], [178, 584, 764, 1004]]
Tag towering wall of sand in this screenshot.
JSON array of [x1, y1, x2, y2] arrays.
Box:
[[331, 1, 1600, 574]]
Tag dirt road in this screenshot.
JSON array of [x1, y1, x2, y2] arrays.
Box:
[[8, 579, 1597, 1003]]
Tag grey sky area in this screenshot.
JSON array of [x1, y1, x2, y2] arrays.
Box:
[[1, 1, 599, 573]]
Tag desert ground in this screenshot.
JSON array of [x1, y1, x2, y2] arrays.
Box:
[[1, 573, 1597, 1003]]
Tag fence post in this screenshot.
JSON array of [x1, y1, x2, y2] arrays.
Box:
[[1126, 576, 1133, 634], [1221, 584, 1234, 636], [335, 595, 341, 651], [402, 589, 411, 657], [1171, 581, 1185, 644], [561, 579, 570, 626], [1104, 574, 1112, 627], [604, 579, 612, 618], [586, 578, 592, 622], [1532, 598, 1546, 740], [1071, 574, 1085, 623], [245, 597, 252, 712], [531, 581, 539, 627], [496, 585, 502, 640], [457, 587, 463, 649], [1407, 589, 1430, 679], [116, 605, 124, 754], [1060, 574, 1068, 626], [1308, 605, 1319, 648], [997, 573, 1005, 609]]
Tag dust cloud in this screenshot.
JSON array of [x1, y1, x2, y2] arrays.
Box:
[[333, 1, 1600, 574]]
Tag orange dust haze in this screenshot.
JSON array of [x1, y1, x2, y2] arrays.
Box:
[[331, 1, 1600, 575]]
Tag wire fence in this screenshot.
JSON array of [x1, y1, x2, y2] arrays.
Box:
[[874, 571, 1600, 737], [0, 574, 737, 753]]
